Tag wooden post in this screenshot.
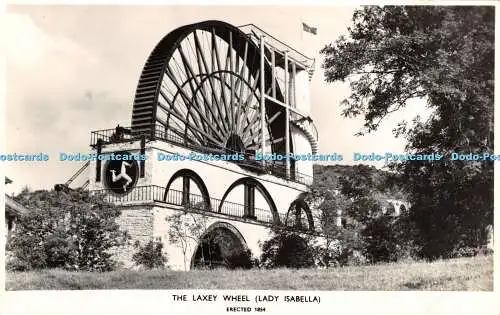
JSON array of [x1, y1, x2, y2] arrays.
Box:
[[182, 176, 190, 207], [284, 51, 290, 179], [271, 48, 276, 98], [140, 135, 146, 178], [260, 35, 266, 166], [96, 139, 103, 182]]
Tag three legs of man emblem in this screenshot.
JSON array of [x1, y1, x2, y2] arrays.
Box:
[[110, 161, 133, 192]]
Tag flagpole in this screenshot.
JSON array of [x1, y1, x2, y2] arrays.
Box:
[[300, 18, 303, 42]]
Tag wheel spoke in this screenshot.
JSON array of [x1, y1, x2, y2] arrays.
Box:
[[163, 68, 208, 135], [177, 45, 210, 132], [194, 30, 228, 135], [160, 79, 226, 143], [132, 22, 286, 159], [218, 43, 233, 131], [237, 70, 260, 136], [157, 101, 225, 146], [234, 41, 248, 133], [212, 29, 230, 129]]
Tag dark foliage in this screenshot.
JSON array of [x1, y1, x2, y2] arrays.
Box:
[[313, 164, 406, 199], [132, 238, 168, 269], [321, 6, 494, 259], [310, 164, 419, 265], [7, 189, 129, 271], [224, 249, 255, 269], [260, 229, 315, 269], [362, 214, 420, 263]]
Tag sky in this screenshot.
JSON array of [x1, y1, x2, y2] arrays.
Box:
[[2, 5, 428, 194]]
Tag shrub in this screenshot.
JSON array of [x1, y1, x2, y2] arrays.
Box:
[[7, 189, 129, 271], [6, 234, 48, 271], [224, 249, 254, 269], [336, 248, 368, 266], [260, 230, 315, 269], [132, 238, 168, 269], [362, 214, 419, 263]]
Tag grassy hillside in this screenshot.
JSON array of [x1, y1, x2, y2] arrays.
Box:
[[6, 255, 492, 291]]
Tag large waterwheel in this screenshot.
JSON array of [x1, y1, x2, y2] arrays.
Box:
[[131, 20, 289, 159]]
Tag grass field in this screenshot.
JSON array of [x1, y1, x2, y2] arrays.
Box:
[[6, 255, 493, 291]]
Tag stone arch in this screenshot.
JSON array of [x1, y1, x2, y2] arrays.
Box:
[[399, 204, 407, 215], [218, 177, 279, 224], [190, 221, 249, 269], [164, 169, 211, 211], [285, 198, 314, 231]]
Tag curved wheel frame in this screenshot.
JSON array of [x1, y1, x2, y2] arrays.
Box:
[[131, 20, 290, 155]]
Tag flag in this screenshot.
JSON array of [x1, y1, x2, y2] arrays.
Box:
[[302, 22, 317, 35]]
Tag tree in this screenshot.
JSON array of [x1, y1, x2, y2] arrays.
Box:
[[307, 184, 344, 267], [362, 212, 419, 263], [224, 249, 255, 270], [321, 6, 494, 259], [259, 227, 315, 269], [7, 189, 129, 271], [309, 172, 394, 266], [310, 162, 419, 264], [165, 205, 210, 271], [132, 238, 168, 269]]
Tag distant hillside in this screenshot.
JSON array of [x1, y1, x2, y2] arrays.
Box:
[[312, 164, 407, 200]]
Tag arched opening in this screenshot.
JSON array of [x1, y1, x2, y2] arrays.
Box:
[[190, 222, 249, 269], [284, 198, 314, 231], [218, 177, 279, 224], [399, 204, 407, 215], [164, 169, 211, 211]]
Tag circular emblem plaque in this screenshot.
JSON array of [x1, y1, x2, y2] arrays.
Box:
[[104, 151, 139, 194]]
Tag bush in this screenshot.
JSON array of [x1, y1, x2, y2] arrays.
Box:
[[449, 243, 494, 258], [224, 249, 255, 269], [132, 238, 168, 269], [336, 248, 368, 266], [260, 230, 315, 269], [7, 189, 129, 271], [362, 214, 419, 263], [6, 234, 48, 271]]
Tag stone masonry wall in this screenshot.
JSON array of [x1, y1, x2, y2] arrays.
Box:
[[112, 206, 154, 268]]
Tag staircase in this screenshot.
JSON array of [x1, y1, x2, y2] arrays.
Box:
[[54, 161, 91, 192], [291, 117, 319, 155]]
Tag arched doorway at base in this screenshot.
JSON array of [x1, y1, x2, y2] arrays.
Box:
[[190, 222, 249, 269]]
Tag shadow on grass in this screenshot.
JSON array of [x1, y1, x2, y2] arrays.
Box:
[[402, 277, 454, 290]]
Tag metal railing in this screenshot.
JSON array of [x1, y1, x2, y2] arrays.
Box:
[[238, 23, 315, 69], [92, 185, 300, 230], [90, 126, 137, 146], [90, 126, 314, 186]]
